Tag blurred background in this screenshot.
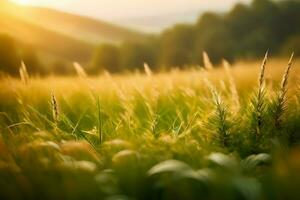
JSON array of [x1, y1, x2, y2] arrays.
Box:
[[0, 0, 299, 76]]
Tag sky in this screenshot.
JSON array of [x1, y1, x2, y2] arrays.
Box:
[[11, 0, 251, 31]]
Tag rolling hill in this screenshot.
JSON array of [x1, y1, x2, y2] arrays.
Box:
[[0, 1, 146, 63], [118, 10, 203, 32]]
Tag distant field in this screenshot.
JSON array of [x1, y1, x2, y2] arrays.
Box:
[[1, 57, 300, 199]]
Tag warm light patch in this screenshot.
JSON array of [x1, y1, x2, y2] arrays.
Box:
[[12, 0, 31, 5]]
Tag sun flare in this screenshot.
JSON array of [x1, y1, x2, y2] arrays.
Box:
[[12, 0, 31, 5]]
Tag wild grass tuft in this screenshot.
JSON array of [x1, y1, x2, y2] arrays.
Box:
[[272, 53, 294, 130], [212, 90, 231, 147], [249, 51, 268, 148], [205, 79, 231, 147]]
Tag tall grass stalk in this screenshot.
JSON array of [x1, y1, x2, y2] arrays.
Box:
[[51, 91, 59, 124], [97, 97, 103, 143], [73, 62, 87, 78], [223, 59, 240, 110], [251, 51, 268, 144], [273, 53, 294, 129], [144, 63, 153, 77], [211, 87, 230, 147], [205, 79, 230, 147], [203, 51, 213, 70], [19, 61, 29, 85]]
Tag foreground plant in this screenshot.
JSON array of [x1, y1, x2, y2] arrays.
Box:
[[210, 86, 231, 148], [272, 53, 294, 130], [0, 54, 299, 200], [249, 52, 268, 150]]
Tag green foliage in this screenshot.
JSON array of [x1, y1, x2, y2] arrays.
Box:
[[281, 35, 300, 56], [91, 44, 121, 73], [211, 90, 231, 148], [0, 34, 20, 75], [120, 41, 156, 71], [160, 24, 196, 67], [21, 46, 45, 75], [50, 60, 71, 75], [270, 54, 294, 137], [248, 53, 268, 152], [195, 23, 235, 64], [0, 34, 45, 76]]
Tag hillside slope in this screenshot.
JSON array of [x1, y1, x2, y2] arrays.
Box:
[[0, 1, 146, 63], [4, 3, 146, 44], [0, 11, 94, 63]]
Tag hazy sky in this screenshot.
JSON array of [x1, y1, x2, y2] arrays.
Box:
[[13, 0, 251, 20]]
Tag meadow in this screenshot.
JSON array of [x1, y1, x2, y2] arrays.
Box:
[[1, 55, 300, 200]]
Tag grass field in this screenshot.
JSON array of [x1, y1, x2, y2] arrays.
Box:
[[1, 56, 300, 200]]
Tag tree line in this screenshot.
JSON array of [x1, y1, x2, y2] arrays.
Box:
[[91, 0, 300, 73]]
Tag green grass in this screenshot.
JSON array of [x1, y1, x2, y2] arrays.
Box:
[[0, 57, 300, 200]]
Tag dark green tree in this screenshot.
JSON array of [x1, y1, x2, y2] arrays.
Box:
[[194, 12, 235, 63], [91, 44, 121, 73], [0, 34, 20, 75], [120, 42, 156, 71], [21, 46, 45, 75], [160, 24, 196, 67]]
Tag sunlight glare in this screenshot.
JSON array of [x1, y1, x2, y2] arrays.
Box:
[[12, 0, 31, 5]]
